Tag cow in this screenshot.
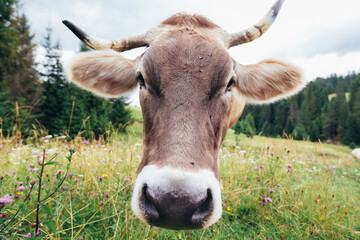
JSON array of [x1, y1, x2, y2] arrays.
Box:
[[63, 0, 305, 230]]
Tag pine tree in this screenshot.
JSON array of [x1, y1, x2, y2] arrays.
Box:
[[39, 28, 72, 135], [0, 1, 40, 136]]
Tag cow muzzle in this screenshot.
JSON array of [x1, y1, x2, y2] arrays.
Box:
[[131, 165, 222, 230]]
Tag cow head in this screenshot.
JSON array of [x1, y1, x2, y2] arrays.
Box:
[[63, 0, 305, 230]]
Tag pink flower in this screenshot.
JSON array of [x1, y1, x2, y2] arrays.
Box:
[[97, 176, 102, 181], [0, 195, 14, 204], [19, 182, 24, 186], [269, 188, 275, 193], [24, 233, 32, 238], [11, 170, 16, 175], [287, 164, 292, 168], [18, 186, 26, 191], [255, 166, 261, 171], [55, 170, 63, 176], [277, 184, 281, 187], [82, 140, 90, 146], [124, 177, 131, 182], [286, 169, 292, 172], [221, 202, 227, 207]]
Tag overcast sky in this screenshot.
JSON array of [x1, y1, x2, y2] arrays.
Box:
[[22, 0, 360, 106]]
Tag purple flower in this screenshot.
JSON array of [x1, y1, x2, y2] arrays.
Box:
[[265, 197, 273, 202], [97, 176, 103, 181], [55, 170, 63, 176], [260, 165, 264, 169], [255, 166, 261, 171], [18, 186, 26, 191], [82, 140, 90, 146], [68, 172, 74, 178], [19, 182, 24, 186], [0, 195, 14, 204], [11, 170, 16, 175], [24, 233, 32, 238], [287, 164, 292, 168], [28, 163, 35, 168], [286, 169, 292, 172], [221, 202, 227, 207], [124, 177, 131, 182], [29, 167, 39, 172], [269, 188, 275, 193], [277, 184, 281, 188], [104, 192, 110, 198]]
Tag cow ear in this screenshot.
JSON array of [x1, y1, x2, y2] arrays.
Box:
[[234, 59, 305, 103], [69, 50, 139, 97]]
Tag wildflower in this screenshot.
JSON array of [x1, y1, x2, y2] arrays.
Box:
[[74, 178, 79, 182], [29, 167, 39, 172], [19, 182, 24, 186], [269, 188, 275, 193], [0, 194, 14, 204], [270, 152, 274, 156], [99, 201, 104, 206], [36, 229, 41, 236], [97, 176, 103, 181], [30, 180, 36, 186], [68, 172, 74, 178], [260, 165, 264, 169], [55, 170, 63, 176], [227, 206, 230, 211], [255, 166, 261, 171], [221, 202, 226, 207], [18, 186, 26, 191], [104, 192, 110, 198], [287, 164, 292, 168], [24, 233, 32, 238], [44, 135, 53, 139], [11, 170, 16, 175], [61, 186, 67, 190], [277, 184, 281, 188], [82, 140, 90, 146], [286, 169, 292, 172], [102, 174, 108, 178], [93, 193, 99, 197], [124, 177, 131, 182]]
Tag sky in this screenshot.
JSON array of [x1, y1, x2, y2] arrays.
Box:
[[22, 0, 360, 106]]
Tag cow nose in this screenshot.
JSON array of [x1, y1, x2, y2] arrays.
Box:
[[140, 185, 213, 229]]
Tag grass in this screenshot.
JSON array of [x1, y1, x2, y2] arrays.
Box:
[[0, 125, 359, 239]]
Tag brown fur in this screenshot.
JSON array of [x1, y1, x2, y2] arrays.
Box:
[[162, 13, 219, 29], [69, 13, 304, 180]]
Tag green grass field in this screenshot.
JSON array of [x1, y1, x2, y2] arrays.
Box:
[[0, 124, 359, 239]]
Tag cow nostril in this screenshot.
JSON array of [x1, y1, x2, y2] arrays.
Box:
[[141, 185, 159, 222], [191, 189, 213, 224]]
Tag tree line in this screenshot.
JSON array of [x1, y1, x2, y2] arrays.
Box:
[[233, 72, 360, 148], [0, 0, 131, 139]]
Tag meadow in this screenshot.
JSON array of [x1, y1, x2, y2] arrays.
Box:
[[0, 121, 359, 239]]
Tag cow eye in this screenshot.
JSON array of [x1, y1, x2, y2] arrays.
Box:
[[226, 78, 235, 92], [137, 73, 146, 89]]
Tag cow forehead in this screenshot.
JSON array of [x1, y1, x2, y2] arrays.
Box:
[[140, 28, 234, 97]]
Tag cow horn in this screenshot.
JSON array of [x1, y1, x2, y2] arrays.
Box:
[[62, 20, 148, 52], [228, 0, 285, 48]]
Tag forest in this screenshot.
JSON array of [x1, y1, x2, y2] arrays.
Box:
[[0, 0, 131, 139], [233, 72, 360, 147]]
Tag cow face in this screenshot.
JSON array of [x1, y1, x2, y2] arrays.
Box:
[[64, 0, 305, 230]]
